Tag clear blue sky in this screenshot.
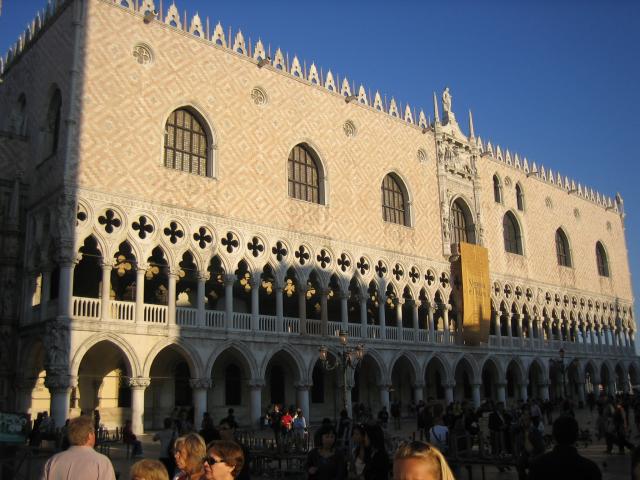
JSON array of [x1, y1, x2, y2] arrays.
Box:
[[2, 0, 639, 328]]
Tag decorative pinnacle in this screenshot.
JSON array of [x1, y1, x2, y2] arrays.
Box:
[[433, 92, 440, 124], [468, 110, 475, 139]]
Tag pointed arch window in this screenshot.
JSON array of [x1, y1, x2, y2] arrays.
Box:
[[44, 89, 62, 158], [164, 108, 210, 176], [596, 241, 609, 277], [381, 173, 409, 226], [288, 144, 323, 204], [450, 199, 476, 245], [555, 228, 572, 267], [503, 212, 523, 255], [493, 175, 503, 203], [516, 183, 525, 211]]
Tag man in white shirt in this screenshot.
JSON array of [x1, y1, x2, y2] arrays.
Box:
[[41, 415, 116, 480]]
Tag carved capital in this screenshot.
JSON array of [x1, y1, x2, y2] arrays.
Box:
[[197, 271, 210, 282], [189, 378, 212, 390], [45, 374, 76, 392], [128, 377, 151, 389], [294, 383, 312, 391], [223, 274, 236, 287]]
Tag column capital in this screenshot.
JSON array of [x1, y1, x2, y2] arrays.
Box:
[[444, 304, 452, 312], [319, 288, 332, 297], [395, 298, 405, 306], [377, 383, 392, 391], [248, 381, 265, 389], [45, 374, 76, 392], [223, 273, 236, 286], [413, 382, 426, 389], [294, 383, 312, 391], [128, 377, 151, 389], [136, 262, 150, 272], [197, 271, 210, 281], [249, 276, 262, 288], [101, 259, 115, 269], [167, 268, 181, 279], [189, 378, 212, 389]]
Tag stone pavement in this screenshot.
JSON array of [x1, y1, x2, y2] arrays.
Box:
[[14, 409, 636, 479]]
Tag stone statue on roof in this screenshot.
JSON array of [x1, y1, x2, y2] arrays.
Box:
[[442, 87, 452, 115]]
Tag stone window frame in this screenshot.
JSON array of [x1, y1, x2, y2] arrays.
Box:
[[163, 107, 213, 177], [381, 172, 412, 227], [287, 143, 326, 205], [595, 241, 610, 277], [503, 211, 523, 255], [555, 227, 572, 268]]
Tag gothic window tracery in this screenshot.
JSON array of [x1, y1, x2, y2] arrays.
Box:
[[555, 228, 571, 267], [503, 212, 523, 255], [44, 89, 62, 159], [596, 241, 609, 277], [516, 183, 525, 211], [164, 108, 209, 176], [381, 173, 408, 226], [287, 144, 322, 204], [450, 199, 475, 245], [493, 175, 503, 204]]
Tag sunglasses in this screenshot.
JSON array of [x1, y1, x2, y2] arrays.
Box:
[[203, 456, 218, 466]]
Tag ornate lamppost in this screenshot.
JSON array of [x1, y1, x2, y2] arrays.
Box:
[[318, 330, 365, 415]]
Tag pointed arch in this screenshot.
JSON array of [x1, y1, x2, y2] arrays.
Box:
[[287, 142, 326, 205], [503, 211, 523, 255], [260, 344, 306, 384], [143, 338, 204, 379], [555, 227, 572, 267], [381, 171, 412, 227], [71, 333, 141, 378], [450, 196, 476, 244]]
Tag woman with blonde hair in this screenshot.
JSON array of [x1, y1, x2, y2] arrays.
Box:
[[173, 433, 207, 480], [393, 441, 455, 480], [130, 459, 169, 480], [203, 440, 245, 480]]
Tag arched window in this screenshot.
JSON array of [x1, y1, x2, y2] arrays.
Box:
[[503, 212, 523, 255], [288, 144, 322, 204], [516, 183, 525, 211], [164, 108, 209, 176], [555, 228, 571, 267], [450, 199, 476, 244], [381, 173, 408, 226], [44, 89, 62, 158], [225, 364, 242, 405], [596, 241, 609, 277], [493, 175, 503, 203]]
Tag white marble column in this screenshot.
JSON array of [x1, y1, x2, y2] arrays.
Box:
[[100, 262, 112, 321], [340, 292, 349, 330], [496, 383, 507, 404], [378, 293, 386, 340], [24, 273, 37, 324], [250, 277, 260, 331], [519, 383, 528, 402], [197, 272, 207, 327], [298, 285, 307, 335], [275, 284, 284, 330], [379, 384, 391, 411], [224, 274, 234, 330], [414, 383, 424, 403], [411, 300, 419, 334], [249, 383, 263, 429], [471, 383, 482, 409], [46, 375, 75, 428], [129, 377, 150, 435], [190, 378, 211, 432], [135, 266, 146, 323], [167, 270, 178, 326], [427, 303, 435, 341], [443, 306, 451, 344], [296, 384, 311, 424], [507, 314, 513, 339], [514, 314, 523, 338], [359, 295, 367, 338], [320, 288, 329, 336], [444, 383, 454, 405], [396, 298, 404, 340], [58, 259, 76, 318]]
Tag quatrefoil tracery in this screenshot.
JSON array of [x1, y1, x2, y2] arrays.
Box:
[[163, 221, 184, 244], [247, 237, 265, 257], [221, 232, 239, 253], [295, 245, 310, 265], [98, 209, 121, 234], [337, 253, 351, 272], [375, 260, 387, 278], [193, 227, 212, 249], [272, 241, 288, 262], [132, 215, 154, 239], [409, 267, 419, 283], [357, 257, 370, 275], [392, 264, 404, 281], [316, 249, 331, 269]]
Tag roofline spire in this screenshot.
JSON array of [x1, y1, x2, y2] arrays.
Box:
[[433, 91, 440, 124], [468, 109, 475, 139]]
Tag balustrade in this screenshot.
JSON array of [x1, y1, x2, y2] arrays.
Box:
[[111, 300, 135, 321], [232, 312, 251, 330], [144, 304, 167, 324], [73, 297, 101, 319], [176, 307, 198, 326]]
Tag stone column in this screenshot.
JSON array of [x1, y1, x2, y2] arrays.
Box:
[[250, 277, 260, 331], [496, 383, 507, 404], [298, 285, 308, 335], [320, 288, 329, 336], [519, 383, 528, 402], [46, 375, 74, 428], [444, 383, 454, 405], [411, 300, 419, 334], [471, 383, 482, 409], [224, 274, 235, 330], [379, 384, 391, 411], [514, 313, 523, 338], [378, 292, 386, 340], [167, 270, 178, 326], [197, 272, 207, 327], [129, 377, 150, 435], [576, 382, 586, 404], [275, 284, 284, 330], [427, 303, 435, 340], [296, 384, 311, 424], [506, 314, 513, 339], [494, 311, 502, 339], [396, 298, 404, 340], [58, 259, 76, 318], [40, 268, 52, 322], [538, 382, 550, 401], [100, 262, 112, 321], [359, 295, 367, 338], [443, 306, 451, 344], [340, 292, 349, 330], [135, 266, 146, 323], [249, 383, 263, 429], [190, 378, 211, 431], [413, 383, 425, 404]]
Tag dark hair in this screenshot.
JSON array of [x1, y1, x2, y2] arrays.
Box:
[[552, 416, 578, 445], [314, 424, 337, 448], [207, 440, 245, 478], [365, 424, 386, 452]]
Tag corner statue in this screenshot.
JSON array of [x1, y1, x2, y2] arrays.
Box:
[[442, 87, 452, 115]]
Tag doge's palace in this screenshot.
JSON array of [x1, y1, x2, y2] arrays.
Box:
[[0, 0, 635, 433]]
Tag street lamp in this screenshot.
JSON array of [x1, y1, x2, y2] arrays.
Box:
[[318, 330, 365, 414]]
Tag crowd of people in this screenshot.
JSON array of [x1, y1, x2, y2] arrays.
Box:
[[33, 392, 640, 479]]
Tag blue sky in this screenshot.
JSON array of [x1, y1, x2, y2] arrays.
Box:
[[1, 0, 639, 328]]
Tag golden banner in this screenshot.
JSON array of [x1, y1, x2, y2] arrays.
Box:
[[459, 242, 491, 346]]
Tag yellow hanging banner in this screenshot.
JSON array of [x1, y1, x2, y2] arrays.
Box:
[[459, 242, 491, 346]]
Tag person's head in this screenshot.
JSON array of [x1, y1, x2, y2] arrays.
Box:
[[552, 416, 579, 446], [351, 424, 366, 446], [296, 409, 303, 417], [163, 418, 172, 429], [67, 415, 95, 447], [219, 419, 236, 442], [364, 424, 385, 451], [205, 440, 245, 479], [393, 441, 455, 480], [130, 459, 169, 480], [227, 408, 234, 415], [316, 424, 337, 450], [174, 433, 206, 474]]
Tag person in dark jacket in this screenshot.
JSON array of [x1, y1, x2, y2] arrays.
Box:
[[529, 416, 601, 480], [305, 424, 346, 480], [362, 424, 390, 480]]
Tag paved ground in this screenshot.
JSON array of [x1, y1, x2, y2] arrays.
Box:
[[12, 409, 636, 479]]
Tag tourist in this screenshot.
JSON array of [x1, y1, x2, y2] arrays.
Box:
[[200, 414, 221, 445], [529, 416, 601, 480], [337, 409, 352, 447], [488, 402, 509, 456], [130, 459, 170, 480], [514, 412, 545, 479], [153, 418, 177, 478], [305, 424, 347, 480], [203, 440, 246, 480], [292, 408, 308, 450], [348, 424, 367, 479], [427, 404, 448, 454], [123, 419, 144, 457], [611, 401, 635, 454], [393, 440, 455, 480], [391, 401, 401, 430], [362, 424, 390, 480], [173, 433, 207, 480], [41, 415, 116, 480], [377, 406, 389, 430], [218, 419, 250, 480], [221, 408, 238, 430]]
